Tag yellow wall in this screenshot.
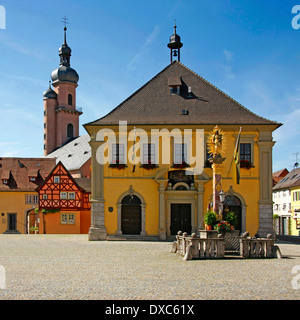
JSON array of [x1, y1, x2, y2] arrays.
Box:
[[0, 191, 38, 234], [98, 125, 263, 237]]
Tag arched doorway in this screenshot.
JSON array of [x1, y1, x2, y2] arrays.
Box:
[[223, 195, 242, 232], [121, 195, 142, 235]]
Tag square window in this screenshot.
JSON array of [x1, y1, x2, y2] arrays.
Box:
[[68, 192, 75, 200], [54, 176, 60, 184], [60, 192, 68, 200], [61, 214, 68, 224]]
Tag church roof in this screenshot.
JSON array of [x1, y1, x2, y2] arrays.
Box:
[[45, 135, 91, 171], [85, 61, 281, 127]]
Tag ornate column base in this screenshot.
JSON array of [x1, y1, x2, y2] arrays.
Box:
[[257, 202, 275, 237], [89, 201, 107, 241], [88, 227, 107, 241], [159, 229, 167, 240]]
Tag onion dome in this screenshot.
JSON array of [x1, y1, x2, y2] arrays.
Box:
[[51, 27, 79, 85], [167, 22, 183, 50], [51, 65, 79, 84], [43, 82, 57, 100]]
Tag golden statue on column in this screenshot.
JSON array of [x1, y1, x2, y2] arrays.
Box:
[[208, 126, 226, 218]]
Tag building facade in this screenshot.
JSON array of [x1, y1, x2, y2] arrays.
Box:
[[273, 167, 300, 236], [0, 158, 56, 234], [36, 161, 91, 234], [84, 27, 281, 241]]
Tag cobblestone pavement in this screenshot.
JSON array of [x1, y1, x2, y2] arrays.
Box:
[[0, 234, 299, 300]]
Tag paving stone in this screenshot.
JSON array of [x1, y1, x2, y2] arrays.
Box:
[[0, 235, 299, 300]]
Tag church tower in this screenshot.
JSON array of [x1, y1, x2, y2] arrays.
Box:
[[43, 26, 81, 156]]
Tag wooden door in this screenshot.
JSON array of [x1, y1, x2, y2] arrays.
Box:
[[121, 205, 141, 235], [170, 204, 191, 235]]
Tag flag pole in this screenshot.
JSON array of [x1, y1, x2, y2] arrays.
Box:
[[228, 127, 242, 174], [132, 127, 136, 172]]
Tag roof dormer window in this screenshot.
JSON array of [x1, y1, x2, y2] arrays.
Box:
[[170, 86, 180, 95], [2, 179, 8, 185], [168, 76, 182, 96]]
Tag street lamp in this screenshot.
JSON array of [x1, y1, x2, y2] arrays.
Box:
[[218, 190, 226, 220], [219, 190, 226, 203]]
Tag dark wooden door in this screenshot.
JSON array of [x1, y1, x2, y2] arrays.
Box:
[[8, 213, 17, 231], [170, 204, 191, 235], [121, 205, 141, 235]]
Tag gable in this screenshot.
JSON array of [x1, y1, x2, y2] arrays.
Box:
[[85, 61, 281, 127]]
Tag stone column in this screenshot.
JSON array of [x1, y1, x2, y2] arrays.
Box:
[[158, 180, 167, 240], [195, 181, 205, 231], [141, 204, 147, 236], [116, 203, 122, 235], [257, 132, 276, 237], [88, 140, 107, 241], [210, 156, 226, 217]]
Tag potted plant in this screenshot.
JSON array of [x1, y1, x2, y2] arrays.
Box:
[[214, 221, 231, 234], [240, 159, 252, 169], [173, 161, 189, 169], [141, 160, 158, 170], [109, 160, 126, 170], [224, 211, 237, 230], [204, 211, 217, 230]]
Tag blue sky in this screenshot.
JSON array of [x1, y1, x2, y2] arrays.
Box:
[[0, 0, 299, 172]]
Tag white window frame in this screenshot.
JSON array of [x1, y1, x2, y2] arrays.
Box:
[[68, 192, 76, 200], [174, 143, 189, 164], [54, 176, 60, 184], [61, 213, 75, 225], [141, 143, 158, 165], [60, 192, 68, 200], [111, 143, 125, 164]]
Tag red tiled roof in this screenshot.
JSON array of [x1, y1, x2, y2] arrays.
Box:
[[0, 158, 56, 191]]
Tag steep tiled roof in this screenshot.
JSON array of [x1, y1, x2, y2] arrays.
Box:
[[45, 135, 91, 171], [273, 168, 289, 186], [85, 61, 281, 127], [273, 168, 300, 191], [74, 178, 91, 193], [0, 158, 56, 191]]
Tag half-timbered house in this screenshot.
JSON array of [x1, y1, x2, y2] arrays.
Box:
[[36, 161, 91, 234]]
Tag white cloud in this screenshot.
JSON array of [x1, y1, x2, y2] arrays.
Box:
[[223, 49, 233, 61], [127, 25, 160, 71]]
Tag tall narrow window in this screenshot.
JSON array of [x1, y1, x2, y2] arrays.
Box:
[[240, 143, 251, 162], [67, 123, 74, 138], [68, 94, 73, 106], [112, 144, 125, 164], [143, 143, 155, 164], [174, 143, 187, 164]]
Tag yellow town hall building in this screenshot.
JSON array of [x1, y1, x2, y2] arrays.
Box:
[[84, 26, 281, 241]]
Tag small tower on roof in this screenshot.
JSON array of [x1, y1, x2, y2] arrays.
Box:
[[167, 21, 183, 63], [43, 19, 82, 156]]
